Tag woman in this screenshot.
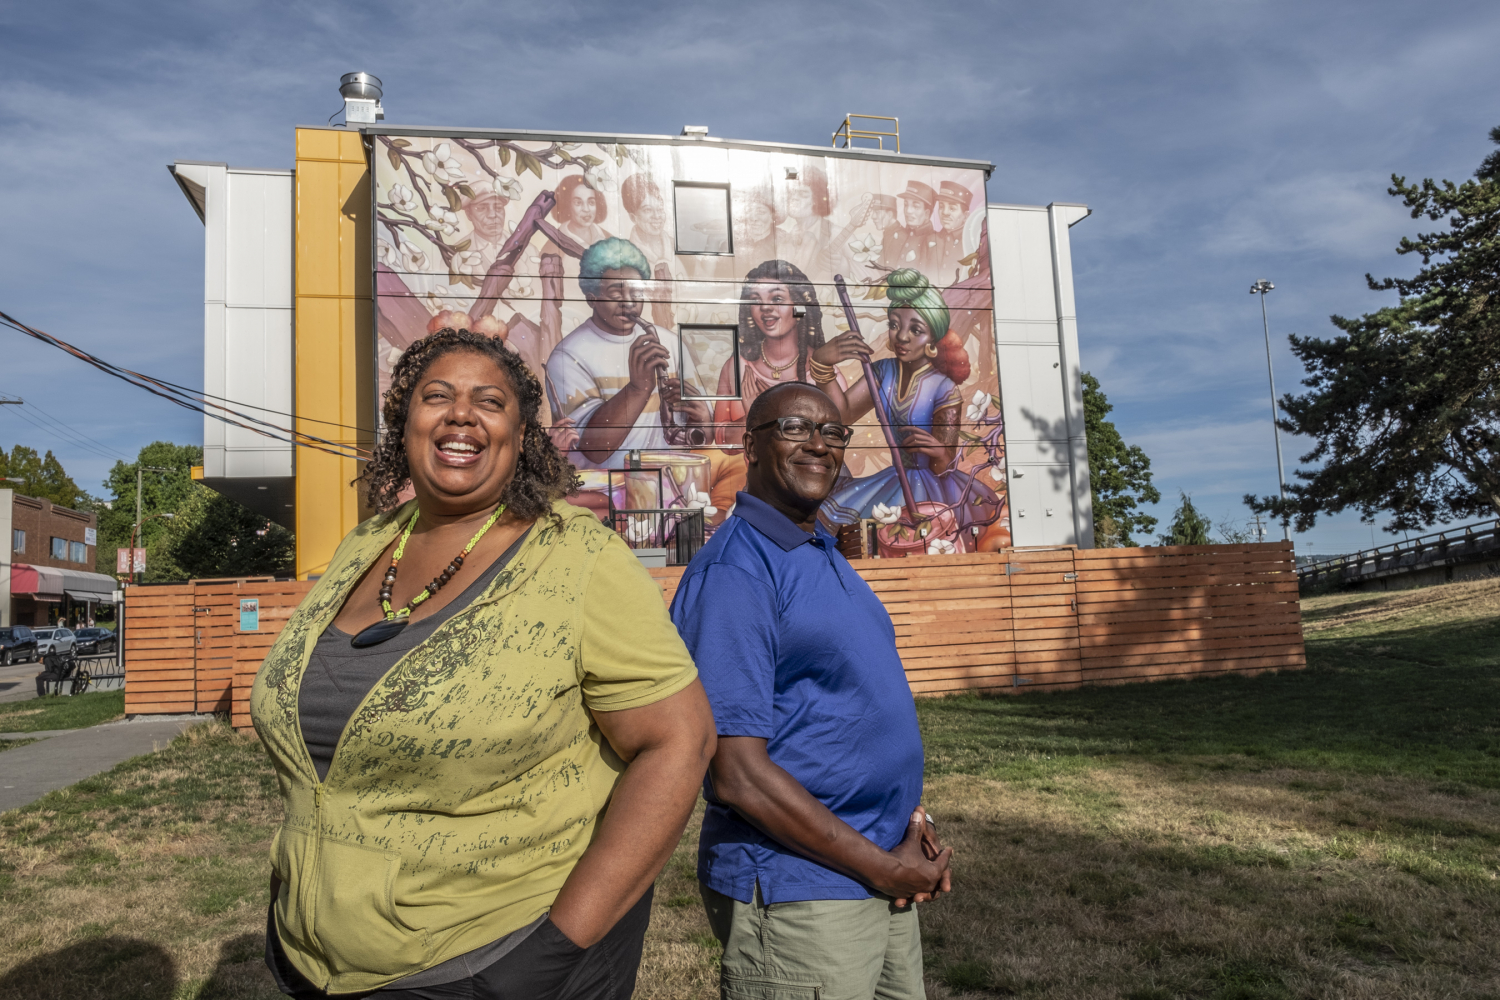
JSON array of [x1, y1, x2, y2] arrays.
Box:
[[251, 329, 716, 999], [552, 174, 613, 248], [620, 174, 670, 271], [711, 259, 864, 447], [818, 269, 1002, 532]]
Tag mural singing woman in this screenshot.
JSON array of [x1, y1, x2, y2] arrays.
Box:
[[818, 268, 1003, 537], [711, 259, 866, 447]]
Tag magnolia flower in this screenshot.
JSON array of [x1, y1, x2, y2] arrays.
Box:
[[849, 232, 883, 265], [421, 142, 465, 185], [561, 142, 583, 151], [966, 389, 991, 423], [399, 240, 429, 272], [625, 517, 657, 545], [685, 489, 718, 519], [432, 206, 461, 237], [388, 183, 419, 214], [927, 538, 957, 556], [495, 176, 524, 201], [510, 276, 534, 297], [386, 345, 404, 366], [452, 250, 484, 275], [376, 238, 398, 267], [990, 463, 1006, 483], [583, 162, 617, 193], [872, 502, 901, 525]]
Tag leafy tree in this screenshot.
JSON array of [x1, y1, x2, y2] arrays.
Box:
[[171, 493, 294, 578], [1248, 126, 1500, 531], [0, 444, 87, 509], [1082, 372, 1161, 546], [1159, 491, 1212, 546], [96, 442, 202, 581]]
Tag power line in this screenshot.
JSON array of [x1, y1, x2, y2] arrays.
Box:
[[0, 394, 127, 461], [0, 309, 370, 462], [0, 402, 123, 463]]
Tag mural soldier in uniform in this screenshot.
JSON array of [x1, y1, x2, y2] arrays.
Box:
[[881, 181, 938, 273], [931, 181, 974, 283]]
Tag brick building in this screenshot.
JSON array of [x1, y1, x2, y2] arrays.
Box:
[[0, 488, 118, 627]]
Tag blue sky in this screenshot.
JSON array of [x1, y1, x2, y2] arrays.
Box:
[[2, 0, 1496, 554]]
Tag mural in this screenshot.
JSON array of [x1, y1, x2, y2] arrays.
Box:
[[373, 135, 1011, 555]]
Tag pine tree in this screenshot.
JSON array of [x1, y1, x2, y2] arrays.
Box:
[[1159, 491, 1212, 546], [1082, 372, 1161, 546], [1248, 126, 1500, 531]]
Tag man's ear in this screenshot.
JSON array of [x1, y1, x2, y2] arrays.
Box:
[[742, 430, 758, 466]]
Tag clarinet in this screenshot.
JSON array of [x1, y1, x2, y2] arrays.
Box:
[[647, 323, 708, 447]]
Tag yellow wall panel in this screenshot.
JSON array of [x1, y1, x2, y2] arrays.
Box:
[[294, 127, 373, 580]]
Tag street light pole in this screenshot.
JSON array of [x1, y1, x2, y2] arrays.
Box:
[[1250, 279, 1290, 542]]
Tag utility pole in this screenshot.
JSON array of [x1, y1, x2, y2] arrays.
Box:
[[1250, 280, 1290, 541], [131, 466, 174, 586], [1249, 512, 1267, 544]]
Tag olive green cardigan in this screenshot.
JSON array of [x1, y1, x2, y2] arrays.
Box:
[[251, 499, 697, 994]]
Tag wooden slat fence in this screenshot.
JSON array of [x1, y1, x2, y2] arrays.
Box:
[[132, 542, 1303, 728]]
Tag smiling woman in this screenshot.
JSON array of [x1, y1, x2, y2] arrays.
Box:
[[249, 329, 717, 999]]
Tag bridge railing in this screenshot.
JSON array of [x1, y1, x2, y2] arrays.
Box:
[[1297, 516, 1500, 586]]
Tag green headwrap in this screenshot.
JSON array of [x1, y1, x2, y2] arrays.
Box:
[[885, 268, 950, 342]]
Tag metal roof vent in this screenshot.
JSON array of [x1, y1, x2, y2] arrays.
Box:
[[340, 72, 384, 125], [681, 125, 709, 137]]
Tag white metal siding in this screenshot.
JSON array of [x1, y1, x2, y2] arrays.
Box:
[[176, 162, 294, 481], [988, 202, 1094, 547]]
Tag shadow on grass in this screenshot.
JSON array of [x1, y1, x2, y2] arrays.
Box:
[[0, 937, 176, 1000], [918, 612, 1500, 788]]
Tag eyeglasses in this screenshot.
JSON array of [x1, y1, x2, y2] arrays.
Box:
[[750, 416, 853, 447]]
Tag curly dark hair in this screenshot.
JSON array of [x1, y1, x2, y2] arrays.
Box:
[[359, 329, 580, 517], [737, 259, 826, 383]]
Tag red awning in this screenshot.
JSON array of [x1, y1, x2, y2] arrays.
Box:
[[9, 563, 64, 600]]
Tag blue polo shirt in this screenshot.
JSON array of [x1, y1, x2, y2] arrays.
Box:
[[670, 492, 925, 903]]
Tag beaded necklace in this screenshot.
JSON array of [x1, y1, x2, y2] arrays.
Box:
[[350, 505, 506, 648]]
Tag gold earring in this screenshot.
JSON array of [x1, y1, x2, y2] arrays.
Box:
[[924, 343, 938, 358]]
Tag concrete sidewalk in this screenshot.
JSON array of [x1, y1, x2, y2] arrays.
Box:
[[0, 715, 211, 813]]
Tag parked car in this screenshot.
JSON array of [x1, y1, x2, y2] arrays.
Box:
[[32, 627, 76, 659], [0, 626, 38, 665], [73, 628, 117, 656]]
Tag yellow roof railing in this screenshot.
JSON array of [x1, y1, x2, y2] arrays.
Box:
[[831, 114, 900, 153]]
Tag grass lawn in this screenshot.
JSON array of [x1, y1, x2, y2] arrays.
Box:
[[0, 691, 126, 734], [0, 580, 1496, 999]]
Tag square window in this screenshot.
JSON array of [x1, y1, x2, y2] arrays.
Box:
[[70, 541, 87, 563], [51, 536, 67, 560], [673, 183, 733, 255], [11, 529, 23, 554], [677, 326, 741, 400]]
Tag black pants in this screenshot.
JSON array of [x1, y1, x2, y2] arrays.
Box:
[[267, 886, 653, 1000]]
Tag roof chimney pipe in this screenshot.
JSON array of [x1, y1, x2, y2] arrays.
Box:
[[340, 72, 384, 125]]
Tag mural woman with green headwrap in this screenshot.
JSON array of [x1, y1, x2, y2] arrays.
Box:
[[818, 268, 1002, 537]]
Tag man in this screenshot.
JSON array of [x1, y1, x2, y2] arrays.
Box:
[[460, 179, 515, 271], [931, 180, 974, 282], [881, 180, 938, 274], [544, 238, 708, 469], [671, 382, 952, 1000]]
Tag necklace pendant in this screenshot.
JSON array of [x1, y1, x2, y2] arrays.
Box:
[[351, 616, 410, 648]]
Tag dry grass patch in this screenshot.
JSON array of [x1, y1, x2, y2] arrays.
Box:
[[0, 719, 280, 1000], [917, 764, 1500, 999]]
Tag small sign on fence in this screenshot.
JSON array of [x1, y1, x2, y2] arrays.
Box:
[[239, 598, 260, 633]]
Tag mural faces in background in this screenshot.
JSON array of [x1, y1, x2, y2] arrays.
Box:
[[553, 175, 612, 248], [931, 181, 975, 284], [732, 190, 779, 266], [883, 181, 938, 273], [621, 174, 670, 268]]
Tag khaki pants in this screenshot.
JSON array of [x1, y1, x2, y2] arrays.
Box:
[[700, 883, 925, 1000]]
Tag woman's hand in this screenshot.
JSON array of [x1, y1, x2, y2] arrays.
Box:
[[900, 428, 953, 470], [811, 330, 874, 368], [547, 682, 716, 948]]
